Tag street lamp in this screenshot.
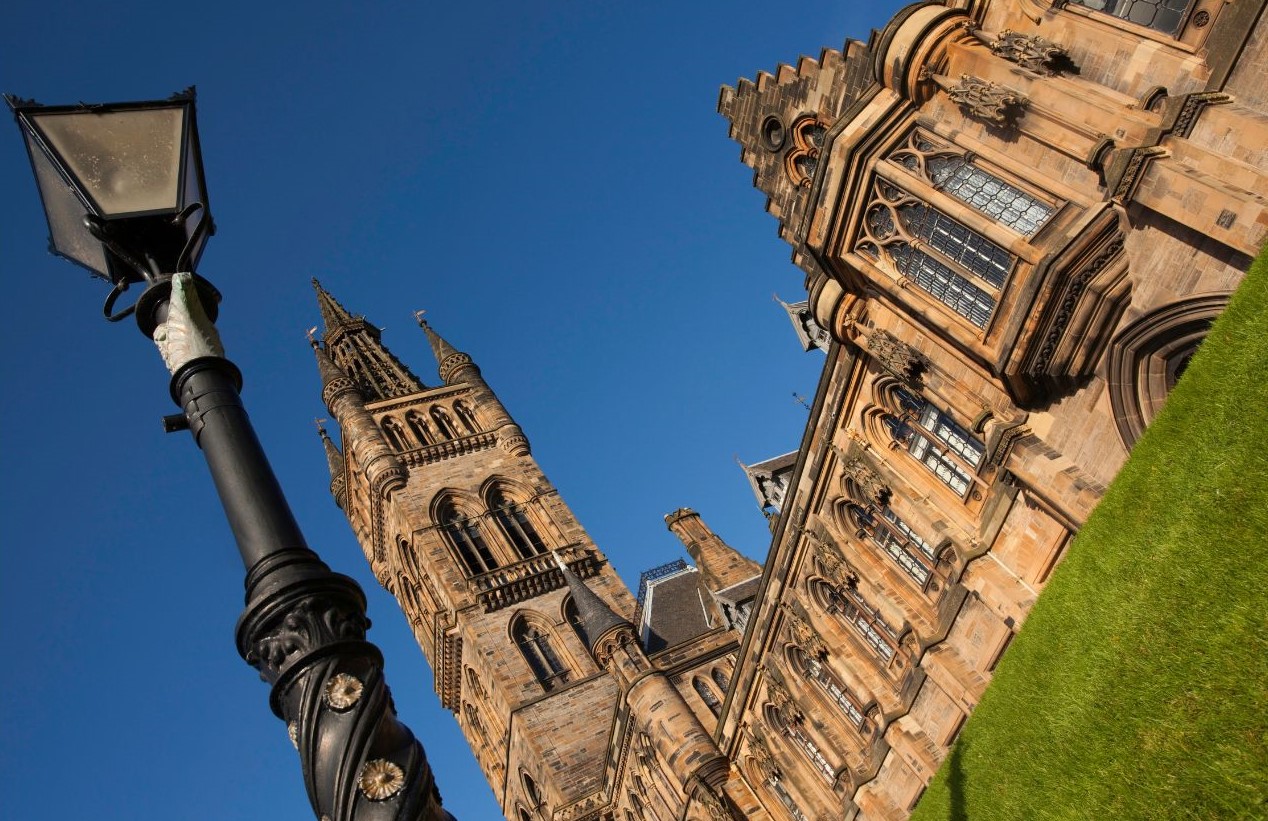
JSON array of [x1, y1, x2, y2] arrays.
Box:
[[8, 90, 456, 821]]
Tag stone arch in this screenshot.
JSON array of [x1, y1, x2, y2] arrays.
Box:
[[1107, 293, 1229, 448], [510, 611, 574, 691], [404, 410, 432, 445], [433, 492, 499, 575], [482, 478, 551, 560], [380, 415, 409, 450]]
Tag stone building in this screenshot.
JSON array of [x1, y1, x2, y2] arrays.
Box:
[[310, 0, 1266, 818]]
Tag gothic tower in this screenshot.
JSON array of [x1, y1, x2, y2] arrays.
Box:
[[311, 280, 647, 818]]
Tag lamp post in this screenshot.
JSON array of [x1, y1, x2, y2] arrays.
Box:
[[8, 90, 455, 821]]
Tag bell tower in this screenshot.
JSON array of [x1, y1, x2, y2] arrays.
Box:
[[310, 281, 638, 820]]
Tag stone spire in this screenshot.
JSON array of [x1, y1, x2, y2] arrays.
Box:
[[316, 419, 347, 508], [554, 553, 631, 655], [665, 508, 762, 595], [416, 313, 477, 386], [311, 279, 426, 401]]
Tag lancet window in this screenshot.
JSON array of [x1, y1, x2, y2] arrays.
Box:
[[712, 667, 731, 694], [883, 387, 984, 496], [694, 676, 722, 715], [405, 411, 432, 445], [489, 487, 548, 559], [847, 502, 935, 587], [887, 130, 1054, 236], [855, 180, 1013, 329], [454, 400, 480, 434], [513, 617, 571, 691], [439, 501, 498, 575], [1067, 0, 1190, 34], [787, 644, 867, 730], [767, 704, 834, 781], [768, 775, 809, 821], [380, 416, 408, 451], [810, 577, 898, 661], [431, 406, 459, 439]]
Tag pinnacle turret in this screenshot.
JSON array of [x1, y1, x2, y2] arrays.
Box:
[[416, 313, 476, 386], [316, 419, 348, 507], [554, 553, 632, 655]]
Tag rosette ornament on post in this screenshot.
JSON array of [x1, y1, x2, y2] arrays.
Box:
[[7, 91, 455, 821]]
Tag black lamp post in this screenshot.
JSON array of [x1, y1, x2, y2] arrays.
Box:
[[8, 90, 455, 821]]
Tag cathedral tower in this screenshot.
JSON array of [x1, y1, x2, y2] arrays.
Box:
[[311, 281, 640, 819]]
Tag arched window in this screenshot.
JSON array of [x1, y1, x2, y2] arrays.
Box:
[[380, 416, 408, 451], [887, 130, 1053, 237], [766, 704, 834, 781], [693, 676, 722, 715], [489, 487, 548, 559], [513, 617, 570, 691], [810, 578, 898, 662], [767, 774, 809, 821], [454, 400, 480, 434], [855, 180, 1016, 329], [712, 667, 731, 694], [439, 500, 498, 575], [405, 411, 432, 446], [518, 809, 532, 821], [431, 406, 460, 439], [884, 388, 983, 496], [522, 771, 542, 810], [847, 502, 935, 587], [787, 645, 866, 730]]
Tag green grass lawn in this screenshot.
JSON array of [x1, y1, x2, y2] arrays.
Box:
[[911, 250, 1268, 821]]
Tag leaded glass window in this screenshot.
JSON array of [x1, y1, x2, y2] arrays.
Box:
[[889, 130, 1054, 236], [850, 503, 934, 587], [855, 180, 1013, 329], [1068, 0, 1190, 34], [768, 777, 809, 821], [884, 389, 984, 497], [803, 653, 866, 728], [787, 724, 835, 780], [814, 579, 898, 661]]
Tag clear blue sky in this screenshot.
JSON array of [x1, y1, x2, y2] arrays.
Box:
[[0, 2, 907, 818]]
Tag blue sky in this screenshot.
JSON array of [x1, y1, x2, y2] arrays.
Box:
[[0, 2, 907, 818]]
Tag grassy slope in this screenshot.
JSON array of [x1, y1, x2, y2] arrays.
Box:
[[911, 250, 1268, 821]]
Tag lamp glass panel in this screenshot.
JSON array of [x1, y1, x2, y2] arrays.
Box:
[[32, 107, 184, 217], [24, 127, 109, 276]]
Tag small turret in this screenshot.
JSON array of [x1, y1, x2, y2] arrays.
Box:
[[316, 420, 347, 508], [417, 313, 477, 386], [666, 508, 762, 594], [554, 553, 632, 655]]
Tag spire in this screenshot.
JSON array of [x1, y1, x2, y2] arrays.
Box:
[[415, 312, 476, 386], [316, 418, 344, 479], [316, 418, 348, 507], [553, 553, 631, 654], [314, 277, 358, 331], [310, 332, 349, 391], [665, 508, 762, 594], [311, 280, 426, 401]]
